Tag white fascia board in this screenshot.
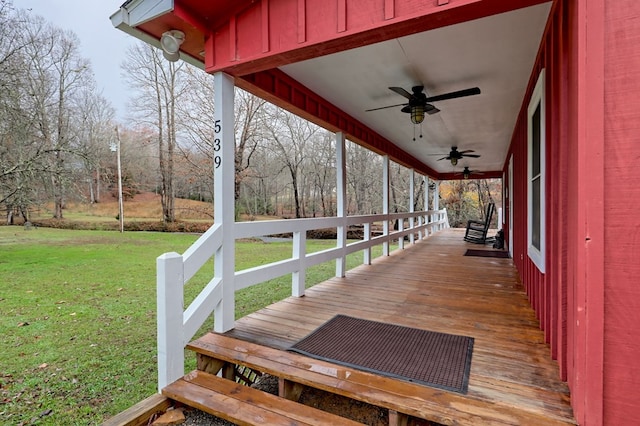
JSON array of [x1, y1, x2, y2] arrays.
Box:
[[111, 0, 174, 27]]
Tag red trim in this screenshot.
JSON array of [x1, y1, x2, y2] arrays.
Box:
[[337, 0, 346, 33], [384, 0, 395, 20], [297, 0, 306, 44], [575, 0, 605, 423], [229, 15, 236, 61], [261, 0, 270, 53]]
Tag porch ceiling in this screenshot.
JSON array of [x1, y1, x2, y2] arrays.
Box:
[[112, 1, 551, 178], [279, 3, 551, 175]]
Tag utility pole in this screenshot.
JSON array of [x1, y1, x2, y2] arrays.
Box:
[[111, 127, 124, 233]]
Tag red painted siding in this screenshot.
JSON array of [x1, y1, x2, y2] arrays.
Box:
[[504, 0, 577, 420], [507, 0, 640, 424], [201, 0, 551, 76], [602, 1, 640, 423], [508, 0, 608, 420]]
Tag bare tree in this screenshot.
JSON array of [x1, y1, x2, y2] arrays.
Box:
[[0, 8, 106, 220], [301, 131, 335, 217], [346, 142, 382, 215], [123, 43, 186, 223], [22, 17, 94, 218], [0, 3, 41, 221], [265, 107, 321, 218], [74, 86, 115, 204]]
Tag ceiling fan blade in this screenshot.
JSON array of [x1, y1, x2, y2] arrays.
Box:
[[389, 87, 414, 99], [365, 103, 408, 112], [458, 149, 475, 154], [425, 87, 481, 103], [436, 156, 450, 161], [425, 105, 440, 115], [461, 154, 481, 158]]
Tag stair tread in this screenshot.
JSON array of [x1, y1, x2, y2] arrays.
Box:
[[163, 370, 365, 426]]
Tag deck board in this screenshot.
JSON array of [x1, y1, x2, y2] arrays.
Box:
[[222, 229, 575, 424]]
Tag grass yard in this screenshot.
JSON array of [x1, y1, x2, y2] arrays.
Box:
[[0, 226, 382, 425]]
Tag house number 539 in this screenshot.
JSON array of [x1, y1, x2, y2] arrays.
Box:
[[214, 120, 222, 169]]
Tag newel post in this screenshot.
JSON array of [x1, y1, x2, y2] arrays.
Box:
[[157, 252, 184, 391]]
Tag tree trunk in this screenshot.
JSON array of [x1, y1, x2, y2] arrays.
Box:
[[292, 173, 301, 218]]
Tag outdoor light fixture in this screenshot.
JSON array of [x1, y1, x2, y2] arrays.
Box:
[[463, 167, 471, 179], [160, 30, 185, 62], [410, 105, 425, 124]]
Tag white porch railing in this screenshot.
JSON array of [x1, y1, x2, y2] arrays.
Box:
[[156, 208, 449, 390]]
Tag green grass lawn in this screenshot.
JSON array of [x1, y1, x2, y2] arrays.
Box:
[[0, 226, 383, 425]]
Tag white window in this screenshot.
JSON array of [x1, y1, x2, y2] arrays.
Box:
[[527, 69, 545, 273]]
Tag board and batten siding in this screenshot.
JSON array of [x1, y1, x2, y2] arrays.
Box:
[[602, 0, 640, 424], [506, 1, 640, 424]]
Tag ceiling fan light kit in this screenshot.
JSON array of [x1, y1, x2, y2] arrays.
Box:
[[431, 146, 481, 167], [365, 86, 483, 173], [366, 85, 481, 127], [410, 105, 425, 124], [460, 166, 485, 179]]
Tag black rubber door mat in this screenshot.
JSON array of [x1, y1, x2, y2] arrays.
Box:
[[289, 315, 474, 394]]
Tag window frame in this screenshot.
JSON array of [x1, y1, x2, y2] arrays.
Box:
[[527, 69, 546, 273]]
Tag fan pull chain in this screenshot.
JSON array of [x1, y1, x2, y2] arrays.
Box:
[[412, 124, 424, 142]]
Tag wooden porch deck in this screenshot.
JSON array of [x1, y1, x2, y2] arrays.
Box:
[[216, 228, 575, 425]]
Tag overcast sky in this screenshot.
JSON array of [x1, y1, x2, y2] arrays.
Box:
[[17, 0, 134, 120]]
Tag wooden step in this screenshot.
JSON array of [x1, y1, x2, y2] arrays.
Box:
[[101, 394, 171, 426], [187, 333, 576, 426], [162, 370, 364, 426]]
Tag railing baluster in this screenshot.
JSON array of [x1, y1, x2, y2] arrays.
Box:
[[292, 231, 306, 296], [364, 222, 371, 265]]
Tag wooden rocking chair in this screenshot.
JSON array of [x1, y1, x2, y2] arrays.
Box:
[[464, 202, 495, 244]]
